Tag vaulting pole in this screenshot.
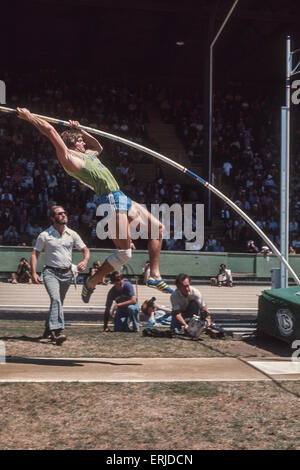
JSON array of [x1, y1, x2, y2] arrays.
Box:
[[1, 104, 299, 287]]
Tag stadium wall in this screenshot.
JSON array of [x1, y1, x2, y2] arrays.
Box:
[[1, 246, 300, 282]]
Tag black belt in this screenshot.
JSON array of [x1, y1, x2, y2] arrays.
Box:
[[45, 266, 71, 273]]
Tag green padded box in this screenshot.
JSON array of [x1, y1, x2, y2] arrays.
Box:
[[258, 286, 300, 343]]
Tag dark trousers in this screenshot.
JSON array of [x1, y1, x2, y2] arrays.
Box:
[[171, 300, 201, 333]]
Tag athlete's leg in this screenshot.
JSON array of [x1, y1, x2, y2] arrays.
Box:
[[87, 211, 132, 289], [128, 202, 173, 293], [128, 201, 163, 279]]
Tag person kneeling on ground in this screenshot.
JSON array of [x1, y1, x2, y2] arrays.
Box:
[[170, 273, 212, 334], [11, 258, 32, 284], [141, 297, 172, 327], [103, 271, 140, 332]]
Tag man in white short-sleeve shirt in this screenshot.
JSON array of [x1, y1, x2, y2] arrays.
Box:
[[31, 205, 90, 345], [170, 273, 211, 334]]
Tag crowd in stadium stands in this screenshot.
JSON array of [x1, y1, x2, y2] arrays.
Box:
[[156, 85, 300, 253], [0, 73, 300, 253]]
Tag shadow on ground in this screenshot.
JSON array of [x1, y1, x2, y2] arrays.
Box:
[[243, 332, 293, 357], [1, 335, 43, 343], [5, 356, 143, 367]]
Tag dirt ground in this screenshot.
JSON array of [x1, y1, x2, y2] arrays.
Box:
[[0, 320, 299, 451], [0, 382, 299, 450]]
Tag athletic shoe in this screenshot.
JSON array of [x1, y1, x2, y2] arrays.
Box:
[[81, 276, 95, 303], [55, 332, 67, 346], [147, 277, 174, 294]]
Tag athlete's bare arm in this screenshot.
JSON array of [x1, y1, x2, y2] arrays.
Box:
[[69, 120, 103, 156], [17, 108, 84, 172]]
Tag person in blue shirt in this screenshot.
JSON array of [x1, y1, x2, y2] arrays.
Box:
[[212, 240, 225, 252], [103, 271, 140, 332]]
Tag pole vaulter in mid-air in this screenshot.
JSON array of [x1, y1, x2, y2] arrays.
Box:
[[0, 105, 299, 292]]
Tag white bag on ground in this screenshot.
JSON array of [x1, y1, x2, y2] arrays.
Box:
[[186, 315, 207, 339]]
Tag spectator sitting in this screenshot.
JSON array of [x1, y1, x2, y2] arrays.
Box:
[[11, 257, 32, 284], [220, 204, 231, 221], [212, 240, 225, 252], [222, 160, 233, 184], [247, 240, 259, 253], [141, 296, 172, 326], [86, 196, 97, 214], [26, 222, 43, 245], [21, 171, 34, 190], [80, 208, 93, 239], [172, 239, 185, 251], [103, 271, 140, 332], [163, 236, 177, 251], [289, 217, 299, 239], [125, 163, 136, 185], [1, 190, 13, 202], [211, 264, 233, 287], [116, 157, 130, 178], [224, 219, 234, 241], [4, 225, 20, 245], [208, 234, 217, 249], [260, 245, 272, 256], [264, 174, 278, 193], [202, 240, 212, 252], [47, 174, 58, 191]]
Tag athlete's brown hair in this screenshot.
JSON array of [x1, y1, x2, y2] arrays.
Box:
[[61, 129, 82, 148]]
